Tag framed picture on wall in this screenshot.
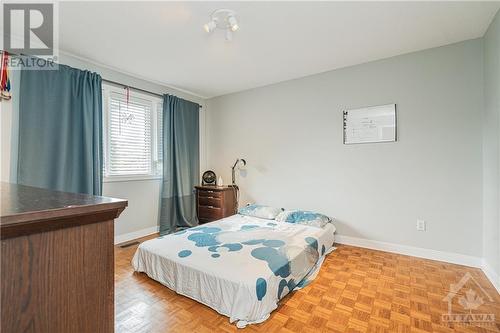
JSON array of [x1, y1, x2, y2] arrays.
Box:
[[343, 104, 397, 144]]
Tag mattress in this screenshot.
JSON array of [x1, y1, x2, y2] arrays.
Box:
[[132, 214, 335, 328]]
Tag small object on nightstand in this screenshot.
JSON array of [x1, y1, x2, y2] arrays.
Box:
[[202, 170, 217, 186], [195, 185, 237, 224], [218, 176, 224, 186]]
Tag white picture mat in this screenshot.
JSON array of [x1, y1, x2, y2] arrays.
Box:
[[343, 104, 396, 144]]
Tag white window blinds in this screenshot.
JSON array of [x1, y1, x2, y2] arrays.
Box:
[[103, 85, 163, 180]]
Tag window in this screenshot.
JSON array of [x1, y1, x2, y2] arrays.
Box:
[[103, 84, 163, 181]]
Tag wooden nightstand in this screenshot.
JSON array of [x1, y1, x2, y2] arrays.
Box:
[[195, 186, 237, 224]]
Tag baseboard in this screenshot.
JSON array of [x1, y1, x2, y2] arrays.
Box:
[[114, 226, 159, 245], [334, 234, 482, 268], [481, 259, 500, 293]]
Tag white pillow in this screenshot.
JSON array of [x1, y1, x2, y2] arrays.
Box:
[[275, 210, 331, 228], [238, 204, 283, 220]]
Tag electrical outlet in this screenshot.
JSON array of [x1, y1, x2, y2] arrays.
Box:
[[416, 219, 426, 231]]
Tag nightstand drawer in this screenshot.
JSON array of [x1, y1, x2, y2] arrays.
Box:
[[198, 196, 222, 207], [198, 190, 222, 198], [195, 186, 237, 224], [198, 206, 222, 220]]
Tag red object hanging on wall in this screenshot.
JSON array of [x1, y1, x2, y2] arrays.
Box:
[[1, 51, 12, 100]]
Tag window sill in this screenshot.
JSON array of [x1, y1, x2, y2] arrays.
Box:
[[103, 175, 162, 183]]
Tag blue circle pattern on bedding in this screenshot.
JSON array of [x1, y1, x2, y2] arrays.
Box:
[[172, 224, 321, 301], [241, 224, 260, 230], [256, 278, 267, 301], [178, 250, 192, 257]]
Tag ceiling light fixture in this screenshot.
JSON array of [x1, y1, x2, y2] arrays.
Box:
[[203, 20, 217, 33], [204, 9, 239, 41]]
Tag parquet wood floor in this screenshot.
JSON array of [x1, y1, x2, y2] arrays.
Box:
[[115, 235, 500, 333]]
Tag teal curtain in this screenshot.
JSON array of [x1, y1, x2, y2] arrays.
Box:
[[159, 94, 200, 234], [17, 63, 103, 195]]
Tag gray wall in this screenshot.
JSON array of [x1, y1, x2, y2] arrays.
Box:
[[207, 39, 484, 257], [483, 11, 500, 280], [0, 52, 207, 241]]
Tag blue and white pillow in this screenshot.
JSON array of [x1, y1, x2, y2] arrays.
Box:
[[276, 210, 331, 228], [238, 204, 283, 220]]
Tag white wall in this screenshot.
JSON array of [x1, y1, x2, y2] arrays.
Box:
[[0, 52, 207, 241], [482, 11, 500, 287], [206, 39, 484, 258]]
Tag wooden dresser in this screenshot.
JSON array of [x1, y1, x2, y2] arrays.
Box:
[[195, 185, 237, 223], [0, 183, 127, 333]]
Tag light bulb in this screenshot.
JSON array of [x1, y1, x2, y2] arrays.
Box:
[[204, 20, 216, 33], [228, 15, 238, 32]]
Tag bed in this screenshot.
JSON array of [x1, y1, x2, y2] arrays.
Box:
[[132, 213, 335, 328]]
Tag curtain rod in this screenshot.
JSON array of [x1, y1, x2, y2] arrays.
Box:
[[102, 78, 202, 108], [1, 51, 202, 108]]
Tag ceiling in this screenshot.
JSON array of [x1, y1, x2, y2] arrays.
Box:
[[59, 1, 500, 98]]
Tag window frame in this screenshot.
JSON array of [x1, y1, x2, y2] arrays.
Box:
[[102, 84, 163, 183]]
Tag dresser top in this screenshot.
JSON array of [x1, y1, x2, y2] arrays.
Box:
[[195, 185, 237, 191], [1, 182, 127, 238]]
